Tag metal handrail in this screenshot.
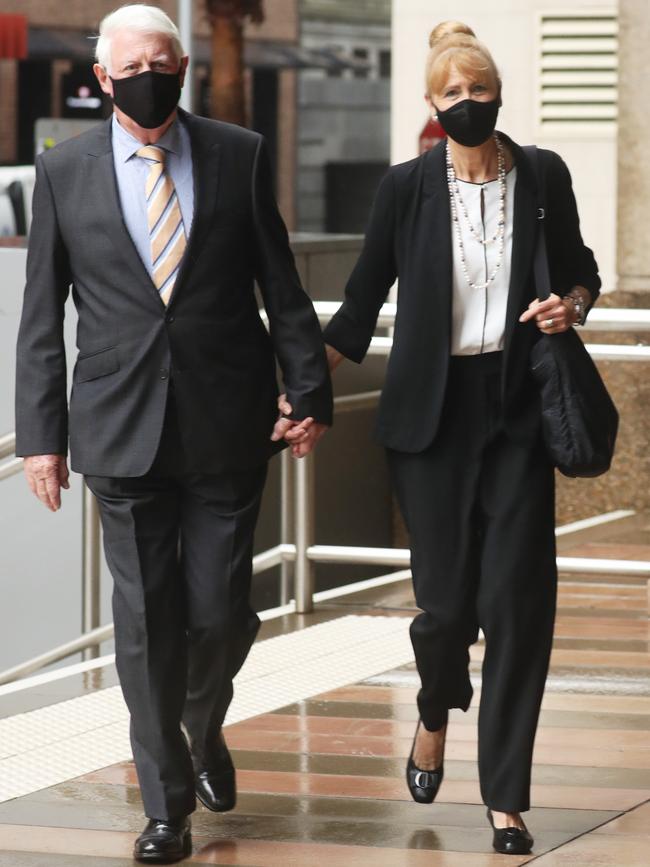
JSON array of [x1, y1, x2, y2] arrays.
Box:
[[1, 306, 649, 685], [0, 456, 22, 481], [0, 432, 15, 460], [0, 305, 647, 471], [306, 544, 650, 575], [362, 336, 650, 362], [0, 543, 299, 687], [0, 623, 114, 686], [307, 302, 650, 333]]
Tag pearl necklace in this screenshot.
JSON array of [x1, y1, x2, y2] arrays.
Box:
[[446, 135, 506, 291]]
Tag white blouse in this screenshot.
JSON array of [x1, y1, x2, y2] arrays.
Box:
[[450, 166, 517, 356]]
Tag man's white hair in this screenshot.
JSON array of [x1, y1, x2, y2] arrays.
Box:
[[95, 4, 184, 73]]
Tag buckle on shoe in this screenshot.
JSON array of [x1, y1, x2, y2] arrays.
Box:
[[414, 770, 436, 788]]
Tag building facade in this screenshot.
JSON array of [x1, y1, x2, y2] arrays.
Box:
[[0, 0, 300, 225], [391, 0, 618, 292], [297, 0, 391, 232]]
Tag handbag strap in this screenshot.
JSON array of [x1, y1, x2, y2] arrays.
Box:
[[522, 144, 551, 301]]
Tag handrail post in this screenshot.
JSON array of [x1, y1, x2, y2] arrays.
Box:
[[294, 452, 315, 613], [82, 483, 101, 660], [280, 449, 294, 606]]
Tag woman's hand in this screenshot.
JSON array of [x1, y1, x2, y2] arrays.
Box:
[[326, 344, 344, 372], [271, 394, 306, 444], [271, 394, 329, 458], [519, 293, 576, 334]]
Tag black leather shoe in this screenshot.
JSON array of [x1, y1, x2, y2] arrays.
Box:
[[406, 717, 446, 804], [134, 816, 192, 863], [194, 733, 236, 813], [487, 809, 534, 855], [195, 766, 236, 812]]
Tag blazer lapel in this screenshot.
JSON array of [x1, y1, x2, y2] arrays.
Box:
[[503, 137, 537, 364], [417, 136, 536, 365], [168, 111, 221, 307], [85, 120, 159, 298], [419, 141, 452, 346]]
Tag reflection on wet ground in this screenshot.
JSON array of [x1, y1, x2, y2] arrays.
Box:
[[0, 512, 648, 865]]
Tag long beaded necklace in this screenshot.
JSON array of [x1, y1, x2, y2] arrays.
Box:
[[446, 134, 506, 291]]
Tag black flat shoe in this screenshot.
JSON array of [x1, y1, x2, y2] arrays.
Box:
[[134, 816, 192, 863], [486, 809, 534, 855], [406, 718, 445, 804], [194, 732, 236, 813]]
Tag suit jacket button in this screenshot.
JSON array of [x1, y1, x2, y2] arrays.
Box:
[[160, 368, 169, 380], [166, 314, 175, 324]]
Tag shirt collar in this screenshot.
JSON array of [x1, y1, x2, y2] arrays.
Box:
[[111, 113, 183, 163]]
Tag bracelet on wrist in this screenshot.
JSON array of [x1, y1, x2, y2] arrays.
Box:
[[563, 292, 586, 326]]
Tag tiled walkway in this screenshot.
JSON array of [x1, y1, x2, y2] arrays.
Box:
[[0, 681, 648, 865], [0, 512, 648, 865]]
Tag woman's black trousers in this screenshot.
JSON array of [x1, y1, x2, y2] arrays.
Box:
[[388, 351, 557, 813]]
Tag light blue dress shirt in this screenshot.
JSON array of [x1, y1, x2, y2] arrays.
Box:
[[111, 114, 194, 278]]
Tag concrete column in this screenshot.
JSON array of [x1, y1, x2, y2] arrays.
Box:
[[616, 0, 650, 292]]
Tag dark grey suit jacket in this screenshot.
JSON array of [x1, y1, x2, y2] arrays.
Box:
[[323, 134, 600, 453], [15, 110, 332, 476]]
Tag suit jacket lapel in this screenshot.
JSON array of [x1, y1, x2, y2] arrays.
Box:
[[85, 112, 222, 311], [418, 136, 536, 365], [420, 141, 452, 347], [169, 110, 221, 307], [85, 119, 159, 299], [503, 137, 537, 364]]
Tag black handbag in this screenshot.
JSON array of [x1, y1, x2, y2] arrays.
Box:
[[523, 145, 618, 478]]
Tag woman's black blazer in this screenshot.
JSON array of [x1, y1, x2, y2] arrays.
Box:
[[323, 133, 601, 453]]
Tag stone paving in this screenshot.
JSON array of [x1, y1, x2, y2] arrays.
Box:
[[0, 513, 647, 865]]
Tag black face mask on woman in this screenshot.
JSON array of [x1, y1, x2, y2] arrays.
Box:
[[111, 70, 181, 129], [434, 96, 500, 147]]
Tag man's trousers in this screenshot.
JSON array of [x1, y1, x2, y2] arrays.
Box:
[[86, 392, 267, 819], [387, 351, 557, 813]]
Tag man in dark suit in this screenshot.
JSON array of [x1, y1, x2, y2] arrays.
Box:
[[15, 5, 331, 863]]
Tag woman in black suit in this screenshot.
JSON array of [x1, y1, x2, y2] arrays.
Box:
[[322, 20, 600, 855]]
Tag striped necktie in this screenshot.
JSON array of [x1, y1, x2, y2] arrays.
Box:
[[137, 145, 186, 306]]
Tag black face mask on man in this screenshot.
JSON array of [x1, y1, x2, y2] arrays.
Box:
[[433, 96, 500, 148], [111, 70, 181, 129]]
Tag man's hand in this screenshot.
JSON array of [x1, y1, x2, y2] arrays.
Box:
[[271, 394, 329, 458], [23, 454, 70, 512], [288, 421, 328, 458]]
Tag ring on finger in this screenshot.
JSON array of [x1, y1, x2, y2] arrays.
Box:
[[544, 318, 554, 328]]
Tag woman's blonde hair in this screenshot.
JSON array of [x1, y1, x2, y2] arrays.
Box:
[[425, 21, 500, 99]]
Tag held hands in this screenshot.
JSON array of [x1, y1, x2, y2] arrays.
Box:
[[519, 293, 577, 334], [326, 344, 345, 372], [269, 343, 340, 456], [23, 454, 70, 511], [271, 395, 329, 458]]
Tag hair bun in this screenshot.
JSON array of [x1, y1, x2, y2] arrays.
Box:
[[429, 20, 476, 49]]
